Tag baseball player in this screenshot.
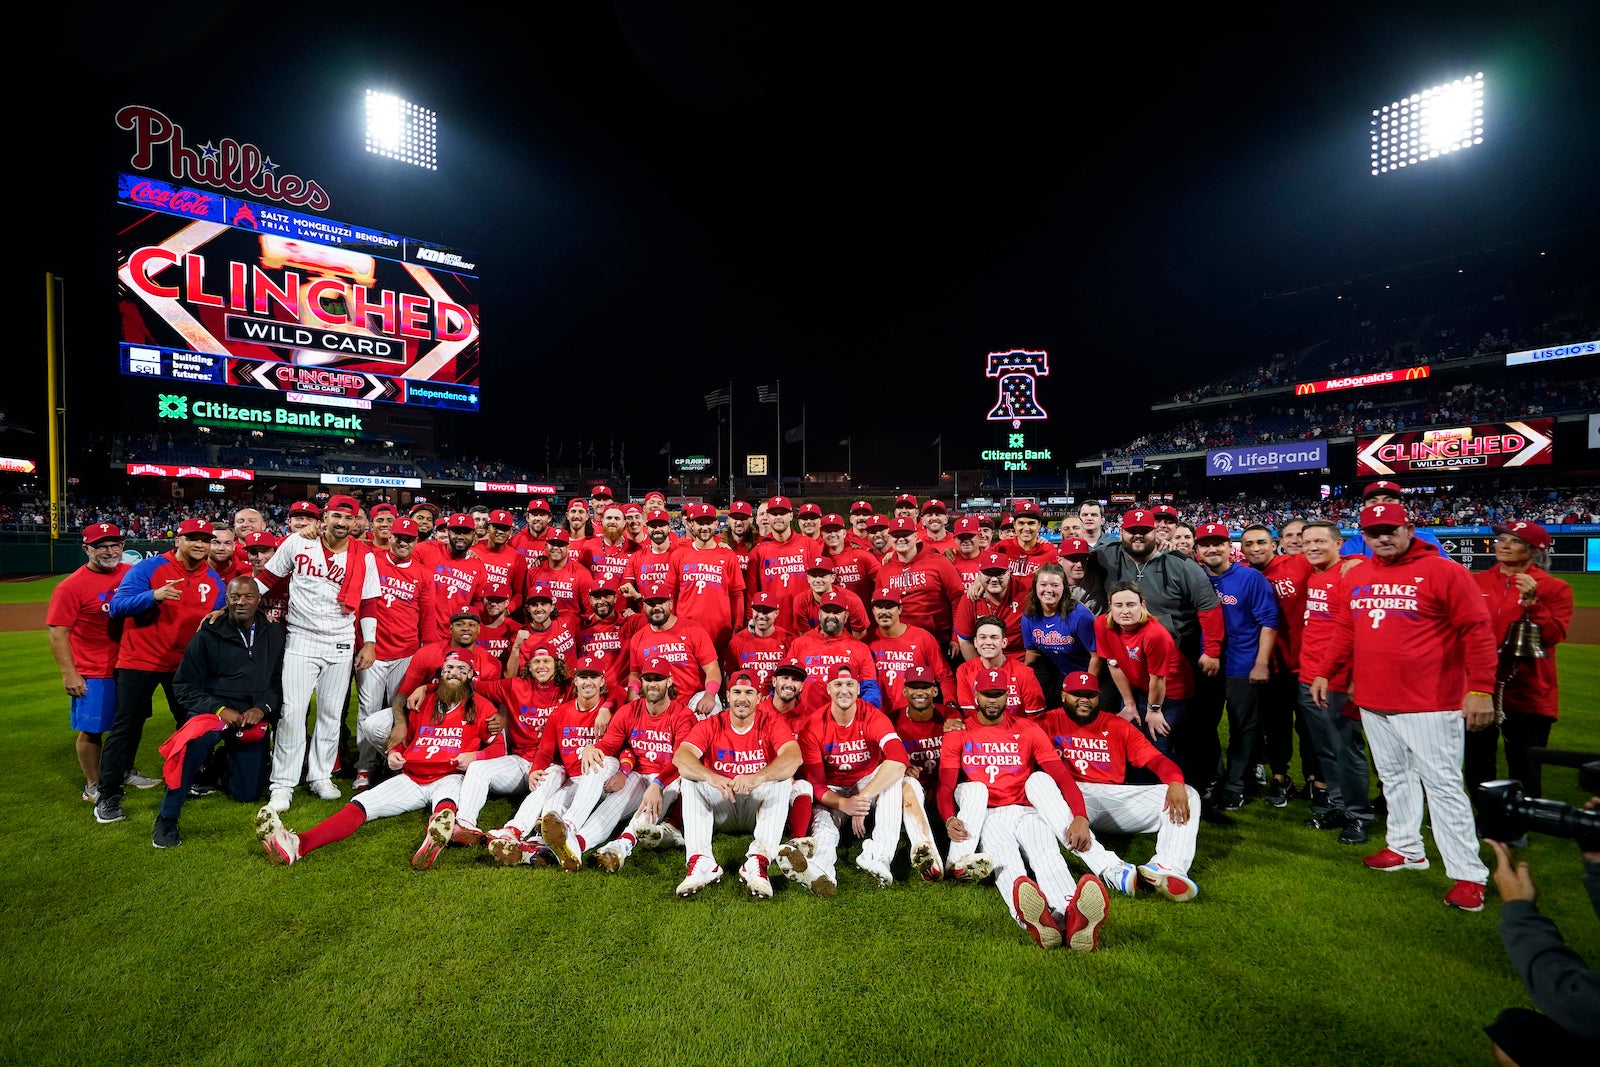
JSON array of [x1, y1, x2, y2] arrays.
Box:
[[954, 617, 1045, 716], [867, 586, 954, 716], [671, 502, 747, 655], [519, 583, 579, 670], [424, 513, 490, 641], [241, 533, 289, 624], [991, 501, 1058, 577], [778, 556, 869, 638], [618, 509, 679, 600], [786, 595, 882, 714], [954, 553, 1033, 662], [473, 510, 528, 619], [670, 671, 809, 898], [818, 512, 878, 600], [256, 651, 501, 869], [724, 592, 792, 694], [844, 500, 876, 552], [95, 518, 225, 825], [284, 500, 322, 539], [256, 494, 380, 813], [745, 496, 822, 598], [354, 517, 434, 792], [550, 658, 699, 872], [1309, 503, 1498, 912], [624, 584, 722, 718], [876, 517, 966, 655], [895, 666, 954, 881], [939, 671, 1109, 951], [1037, 672, 1200, 901], [720, 501, 759, 560], [918, 499, 954, 552], [779, 664, 907, 895], [524, 529, 594, 623], [484, 657, 609, 866], [509, 498, 553, 568], [47, 522, 131, 803]]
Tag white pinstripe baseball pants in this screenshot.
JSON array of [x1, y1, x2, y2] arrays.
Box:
[[271, 647, 354, 792], [502, 767, 573, 837], [559, 758, 654, 852], [1362, 709, 1488, 883], [1025, 772, 1199, 876], [455, 753, 533, 829], [681, 778, 809, 861], [807, 782, 904, 882], [354, 656, 411, 773], [982, 805, 1080, 922], [901, 778, 939, 857], [355, 772, 464, 820]]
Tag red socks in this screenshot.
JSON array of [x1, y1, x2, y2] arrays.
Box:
[[298, 802, 366, 855]]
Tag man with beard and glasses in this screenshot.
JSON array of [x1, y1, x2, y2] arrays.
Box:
[[48, 523, 131, 805]]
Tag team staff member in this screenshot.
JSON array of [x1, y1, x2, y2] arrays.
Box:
[[257, 495, 381, 814], [1465, 521, 1574, 800], [1241, 523, 1322, 810], [1020, 562, 1096, 701], [95, 518, 225, 826], [156, 576, 285, 848], [877, 518, 966, 655], [1340, 481, 1444, 556], [1091, 583, 1192, 761], [47, 523, 132, 803], [954, 617, 1044, 715], [1309, 503, 1497, 912]]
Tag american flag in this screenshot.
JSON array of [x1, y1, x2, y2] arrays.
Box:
[[704, 389, 731, 410], [756, 384, 778, 404]]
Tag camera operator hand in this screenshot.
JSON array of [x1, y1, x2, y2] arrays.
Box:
[[1489, 840, 1537, 903]]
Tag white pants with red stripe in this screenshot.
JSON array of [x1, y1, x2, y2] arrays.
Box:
[[1025, 773, 1199, 876], [502, 767, 573, 837], [455, 753, 533, 830], [982, 805, 1081, 923], [271, 647, 354, 792], [808, 782, 903, 882], [355, 772, 464, 820], [1362, 709, 1488, 883], [558, 758, 653, 853], [680, 778, 808, 861], [354, 656, 411, 773]]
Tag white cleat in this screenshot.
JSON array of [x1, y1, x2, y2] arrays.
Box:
[[739, 855, 774, 899], [910, 842, 942, 882], [265, 789, 293, 814], [1102, 860, 1139, 897], [856, 855, 894, 888], [308, 779, 341, 802], [541, 812, 582, 872], [634, 823, 665, 849], [596, 840, 631, 873], [675, 854, 724, 897], [257, 808, 300, 866], [951, 853, 996, 884], [1136, 861, 1198, 902]]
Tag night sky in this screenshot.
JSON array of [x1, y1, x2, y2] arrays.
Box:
[[20, 2, 1600, 486]]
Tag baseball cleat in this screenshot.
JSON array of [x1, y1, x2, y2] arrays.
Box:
[[1363, 848, 1430, 873], [633, 823, 665, 849], [656, 822, 685, 849], [1011, 876, 1063, 950], [1102, 861, 1139, 897], [1443, 879, 1486, 912], [261, 821, 301, 866], [266, 789, 293, 814], [910, 842, 942, 881], [676, 854, 724, 897], [124, 768, 161, 790], [352, 771, 372, 793], [541, 812, 583, 871], [786, 835, 817, 859], [1063, 874, 1109, 952], [487, 836, 534, 866], [777, 842, 811, 878], [739, 855, 773, 899], [527, 844, 559, 868], [596, 841, 630, 873], [857, 856, 894, 888], [254, 806, 282, 843], [450, 821, 485, 848], [411, 807, 455, 871], [1136, 861, 1197, 902], [810, 874, 839, 898], [94, 797, 127, 825], [308, 779, 341, 802], [950, 853, 995, 884]]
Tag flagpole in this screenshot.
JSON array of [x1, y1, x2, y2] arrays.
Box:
[[728, 379, 735, 509], [801, 404, 807, 485], [774, 378, 782, 496]]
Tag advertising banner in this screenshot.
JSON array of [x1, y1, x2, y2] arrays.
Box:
[[1356, 420, 1553, 475], [1207, 440, 1328, 477]]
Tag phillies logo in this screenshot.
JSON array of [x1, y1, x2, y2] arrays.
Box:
[[116, 104, 331, 211], [127, 181, 216, 218], [985, 349, 1049, 429]]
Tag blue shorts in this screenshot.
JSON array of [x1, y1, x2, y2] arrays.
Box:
[[69, 677, 117, 733]]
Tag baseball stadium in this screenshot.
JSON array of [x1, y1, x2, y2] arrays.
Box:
[[7, 6, 1599, 1066]]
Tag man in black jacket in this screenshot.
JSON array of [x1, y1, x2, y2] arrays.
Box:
[[153, 577, 286, 849]]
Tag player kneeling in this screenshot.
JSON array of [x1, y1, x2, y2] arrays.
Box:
[[256, 653, 500, 868], [938, 670, 1109, 951], [1032, 673, 1200, 902], [780, 665, 907, 894], [669, 672, 810, 899]]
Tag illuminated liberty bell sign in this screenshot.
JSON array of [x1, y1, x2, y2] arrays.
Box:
[[985, 349, 1049, 429]]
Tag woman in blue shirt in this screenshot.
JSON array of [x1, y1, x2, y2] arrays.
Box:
[[1021, 562, 1097, 707]]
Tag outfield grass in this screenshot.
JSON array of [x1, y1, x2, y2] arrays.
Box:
[[5, 629, 1598, 1066], [0, 573, 63, 604]]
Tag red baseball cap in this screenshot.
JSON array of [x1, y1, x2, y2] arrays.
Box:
[[685, 503, 715, 520], [483, 582, 511, 600], [1194, 523, 1232, 543], [1493, 520, 1552, 551], [407, 501, 437, 517], [849, 500, 875, 515], [979, 552, 1010, 574], [82, 522, 124, 545], [1063, 671, 1099, 695], [894, 493, 919, 509], [1362, 480, 1405, 500], [797, 502, 822, 518], [487, 510, 515, 527], [1359, 503, 1409, 530], [176, 518, 213, 538], [817, 592, 850, 612], [289, 500, 322, 517], [953, 517, 980, 537], [639, 658, 672, 679], [1121, 509, 1156, 532], [1059, 537, 1091, 560], [888, 517, 918, 536], [622, 503, 643, 517], [866, 514, 891, 531], [824, 663, 858, 683], [640, 582, 673, 602], [902, 666, 940, 688], [242, 530, 278, 550], [368, 504, 398, 519], [646, 509, 671, 526], [976, 514, 997, 530], [390, 518, 419, 539], [975, 668, 1010, 694], [806, 555, 834, 574], [870, 586, 903, 606], [921, 499, 947, 514], [325, 495, 360, 515], [526, 498, 551, 513], [444, 512, 476, 530], [525, 582, 554, 602], [766, 496, 793, 513], [1012, 501, 1043, 519], [543, 530, 571, 545], [589, 578, 619, 596], [820, 513, 846, 530], [573, 657, 606, 676], [1153, 505, 1179, 521], [727, 669, 761, 690], [773, 657, 808, 678], [440, 649, 477, 676], [566, 499, 590, 513], [590, 485, 614, 500], [728, 500, 754, 518], [748, 591, 780, 612]]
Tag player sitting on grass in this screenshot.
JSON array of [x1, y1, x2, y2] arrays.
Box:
[[778, 664, 907, 895], [939, 670, 1109, 951], [669, 671, 809, 899], [256, 652, 500, 869], [1033, 672, 1200, 902]]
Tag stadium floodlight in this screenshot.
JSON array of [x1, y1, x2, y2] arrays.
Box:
[[365, 90, 438, 170], [1370, 72, 1484, 175]]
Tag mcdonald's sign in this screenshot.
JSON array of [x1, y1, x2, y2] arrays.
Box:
[[1294, 365, 1430, 395]]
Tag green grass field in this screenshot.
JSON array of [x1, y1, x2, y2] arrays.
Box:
[[4, 578, 1598, 1065]]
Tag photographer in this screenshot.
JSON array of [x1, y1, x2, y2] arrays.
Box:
[[1484, 798, 1600, 1064]]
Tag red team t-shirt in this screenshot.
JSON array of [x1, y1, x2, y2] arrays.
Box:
[[475, 676, 569, 756], [46, 563, 131, 678], [399, 694, 503, 785], [954, 657, 1046, 714], [369, 551, 435, 661], [800, 706, 904, 791], [939, 713, 1063, 807], [672, 545, 747, 651], [1037, 708, 1183, 785], [868, 625, 955, 713], [1255, 553, 1313, 672], [626, 619, 719, 697], [681, 708, 798, 777], [1092, 615, 1193, 701], [594, 697, 697, 782]]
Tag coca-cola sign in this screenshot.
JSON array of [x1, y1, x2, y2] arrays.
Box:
[[116, 104, 331, 211], [125, 179, 219, 219]]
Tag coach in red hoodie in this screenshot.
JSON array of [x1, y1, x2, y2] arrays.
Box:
[[1310, 503, 1497, 913]]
